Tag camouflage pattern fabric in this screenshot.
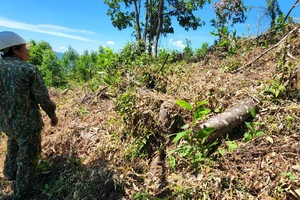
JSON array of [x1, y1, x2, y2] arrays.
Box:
[[0, 56, 56, 133], [4, 129, 41, 199], [0, 56, 56, 198]]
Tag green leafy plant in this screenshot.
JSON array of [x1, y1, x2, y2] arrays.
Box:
[[211, 26, 241, 56], [132, 190, 152, 200], [115, 92, 158, 159], [195, 42, 209, 60], [265, 79, 287, 98], [277, 171, 296, 194], [226, 140, 239, 152], [273, 14, 287, 34], [281, 171, 295, 180], [167, 100, 215, 170], [183, 39, 194, 62], [40, 49, 67, 87], [243, 108, 264, 142]]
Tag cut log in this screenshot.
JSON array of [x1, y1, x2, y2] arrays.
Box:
[[158, 99, 184, 134], [145, 150, 165, 195], [193, 98, 259, 144]]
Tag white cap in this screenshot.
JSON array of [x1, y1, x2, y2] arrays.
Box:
[[0, 31, 27, 53]]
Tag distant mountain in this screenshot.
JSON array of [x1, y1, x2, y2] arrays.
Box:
[[56, 52, 64, 60]]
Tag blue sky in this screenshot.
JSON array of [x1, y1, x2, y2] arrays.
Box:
[[0, 0, 299, 54]]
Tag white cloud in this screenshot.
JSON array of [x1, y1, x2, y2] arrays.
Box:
[[0, 17, 96, 42], [59, 46, 68, 50], [106, 41, 115, 45], [36, 24, 95, 34], [170, 39, 185, 48]]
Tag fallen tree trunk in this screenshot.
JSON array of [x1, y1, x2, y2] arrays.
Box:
[[193, 98, 259, 144]]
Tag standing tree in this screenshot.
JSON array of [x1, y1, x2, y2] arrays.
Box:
[[28, 40, 53, 67], [266, 0, 283, 27], [104, 0, 210, 57], [77, 50, 98, 82], [211, 0, 247, 29], [61, 46, 80, 80], [210, 0, 247, 51], [183, 38, 193, 62], [40, 50, 66, 87], [28, 40, 66, 87]]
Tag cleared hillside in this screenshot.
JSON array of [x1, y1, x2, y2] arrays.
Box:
[[0, 24, 300, 200]]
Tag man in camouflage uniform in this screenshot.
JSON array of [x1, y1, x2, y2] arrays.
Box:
[[0, 31, 58, 199]]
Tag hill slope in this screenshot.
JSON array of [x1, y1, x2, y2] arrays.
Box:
[[0, 24, 300, 199]]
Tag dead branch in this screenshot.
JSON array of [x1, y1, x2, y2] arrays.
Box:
[[234, 27, 298, 73], [284, 0, 300, 23], [287, 52, 297, 60], [158, 54, 169, 73]]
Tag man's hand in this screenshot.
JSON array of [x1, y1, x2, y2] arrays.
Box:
[[50, 114, 58, 126]]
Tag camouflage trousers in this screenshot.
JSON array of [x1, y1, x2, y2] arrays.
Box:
[[3, 129, 41, 199]]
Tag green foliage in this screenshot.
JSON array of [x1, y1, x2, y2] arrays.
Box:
[[195, 42, 209, 60], [211, 0, 247, 28], [170, 49, 183, 63], [158, 48, 188, 63], [211, 26, 240, 56], [124, 137, 150, 160], [40, 50, 66, 87], [28, 40, 67, 87], [96, 47, 124, 88], [76, 50, 97, 82], [82, 46, 122, 91], [104, 0, 209, 56], [61, 46, 80, 80], [273, 14, 287, 34], [116, 92, 137, 119], [115, 92, 159, 159], [183, 39, 194, 62], [243, 107, 264, 142], [226, 140, 238, 152], [132, 190, 152, 200], [264, 47, 297, 100], [157, 47, 169, 61], [168, 100, 215, 170], [28, 40, 53, 67], [265, 79, 287, 98], [120, 41, 151, 66], [243, 122, 264, 142], [97, 46, 119, 70], [176, 100, 193, 110], [281, 171, 295, 180], [267, 0, 283, 28], [249, 107, 256, 118], [227, 60, 242, 72]]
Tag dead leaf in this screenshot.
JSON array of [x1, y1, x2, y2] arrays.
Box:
[[292, 165, 300, 172], [265, 136, 274, 144]]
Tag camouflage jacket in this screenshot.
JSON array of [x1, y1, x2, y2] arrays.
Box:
[[0, 56, 56, 134]]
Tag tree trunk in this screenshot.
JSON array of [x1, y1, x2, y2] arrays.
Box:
[[193, 98, 259, 143], [284, 0, 300, 23], [154, 0, 164, 58], [143, 0, 149, 42], [133, 0, 141, 40], [147, 0, 155, 55]]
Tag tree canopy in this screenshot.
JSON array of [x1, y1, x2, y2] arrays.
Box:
[[104, 0, 211, 57]]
